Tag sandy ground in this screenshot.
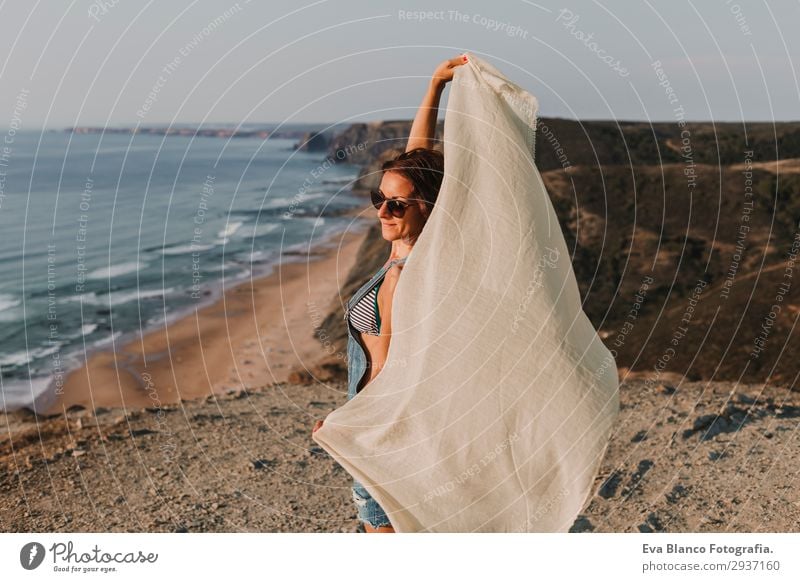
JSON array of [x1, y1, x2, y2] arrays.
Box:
[[1, 381, 358, 532], [2, 377, 798, 532], [578, 377, 800, 533], [38, 224, 370, 416]]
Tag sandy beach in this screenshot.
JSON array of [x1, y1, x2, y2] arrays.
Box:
[[39, 221, 371, 416]]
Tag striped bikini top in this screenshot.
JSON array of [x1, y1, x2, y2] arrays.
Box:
[[348, 256, 408, 336]]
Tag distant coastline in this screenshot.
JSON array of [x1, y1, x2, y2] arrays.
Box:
[[61, 125, 326, 142]]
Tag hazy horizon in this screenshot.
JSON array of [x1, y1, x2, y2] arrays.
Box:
[[8, 114, 800, 133], [1, 1, 798, 130]]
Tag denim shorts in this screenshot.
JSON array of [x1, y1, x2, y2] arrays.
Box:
[[352, 479, 392, 529]]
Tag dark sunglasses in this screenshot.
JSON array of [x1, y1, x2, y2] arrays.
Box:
[[370, 189, 427, 218]]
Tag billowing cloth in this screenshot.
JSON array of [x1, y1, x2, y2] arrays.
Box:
[[312, 53, 619, 532]]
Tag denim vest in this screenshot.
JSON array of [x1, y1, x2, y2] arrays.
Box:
[[343, 256, 408, 400]]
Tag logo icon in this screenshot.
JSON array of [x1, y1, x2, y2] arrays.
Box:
[[20, 542, 46, 570]]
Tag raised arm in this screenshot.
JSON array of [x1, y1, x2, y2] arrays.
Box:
[[406, 54, 468, 152]]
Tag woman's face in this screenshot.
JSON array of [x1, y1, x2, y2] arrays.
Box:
[[377, 171, 428, 243]]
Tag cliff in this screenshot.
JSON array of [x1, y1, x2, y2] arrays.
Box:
[[311, 118, 800, 385]]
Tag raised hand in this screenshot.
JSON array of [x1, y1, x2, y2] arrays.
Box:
[[431, 54, 469, 89], [406, 54, 469, 152]]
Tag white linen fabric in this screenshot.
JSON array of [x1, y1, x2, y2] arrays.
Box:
[[312, 53, 619, 532]]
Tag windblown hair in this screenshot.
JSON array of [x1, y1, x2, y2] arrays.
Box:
[[381, 148, 444, 214]]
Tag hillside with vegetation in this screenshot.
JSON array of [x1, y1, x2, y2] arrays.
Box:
[[318, 117, 800, 385]]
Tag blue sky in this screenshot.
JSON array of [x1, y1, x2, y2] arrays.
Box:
[[0, 0, 798, 128]]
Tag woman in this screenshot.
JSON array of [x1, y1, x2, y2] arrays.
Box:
[[312, 54, 468, 533]]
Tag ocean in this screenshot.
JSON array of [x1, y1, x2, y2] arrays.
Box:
[[0, 128, 365, 411]]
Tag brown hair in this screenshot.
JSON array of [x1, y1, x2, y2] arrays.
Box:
[[381, 148, 444, 215]]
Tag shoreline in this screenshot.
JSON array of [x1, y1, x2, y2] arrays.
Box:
[[33, 218, 372, 417]]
